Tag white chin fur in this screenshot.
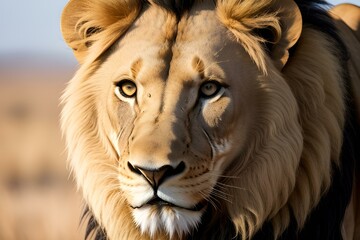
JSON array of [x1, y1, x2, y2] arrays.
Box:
[[132, 206, 203, 239]]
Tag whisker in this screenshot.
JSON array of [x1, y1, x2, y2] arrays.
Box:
[[207, 172, 242, 179], [211, 187, 231, 198], [199, 190, 219, 211], [216, 182, 248, 191], [213, 183, 228, 191], [210, 189, 233, 204]]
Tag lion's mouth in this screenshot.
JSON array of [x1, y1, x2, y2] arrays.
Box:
[[131, 197, 207, 212]]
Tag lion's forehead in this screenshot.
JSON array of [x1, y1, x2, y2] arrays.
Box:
[[108, 2, 231, 83]]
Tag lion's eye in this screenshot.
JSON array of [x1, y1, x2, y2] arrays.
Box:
[[200, 81, 222, 98], [116, 80, 137, 98]]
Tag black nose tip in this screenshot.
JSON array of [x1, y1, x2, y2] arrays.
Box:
[[128, 161, 186, 189]]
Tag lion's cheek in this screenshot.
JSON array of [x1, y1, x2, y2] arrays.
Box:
[[200, 97, 240, 151], [200, 96, 250, 172], [201, 96, 233, 127]]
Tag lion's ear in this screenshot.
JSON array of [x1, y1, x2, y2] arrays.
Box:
[[217, 0, 302, 72], [270, 0, 302, 69], [61, 0, 90, 63], [61, 0, 141, 63]]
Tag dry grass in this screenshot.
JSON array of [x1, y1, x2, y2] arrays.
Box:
[[0, 58, 85, 240]]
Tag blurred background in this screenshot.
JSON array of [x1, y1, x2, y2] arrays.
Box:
[[0, 0, 357, 239], [0, 1, 83, 239]]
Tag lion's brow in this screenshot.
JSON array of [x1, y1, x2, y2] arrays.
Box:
[[131, 58, 143, 79], [192, 56, 205, 79]]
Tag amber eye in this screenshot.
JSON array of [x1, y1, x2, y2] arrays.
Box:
[[116, 80, 137, 98], [200, 81, 222, 98]]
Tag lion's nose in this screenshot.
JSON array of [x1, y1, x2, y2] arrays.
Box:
[[127, 161, 185, 189]]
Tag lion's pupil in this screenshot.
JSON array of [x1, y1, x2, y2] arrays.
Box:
[[120, 82, 136, 97], [201, 82, 218, 97]]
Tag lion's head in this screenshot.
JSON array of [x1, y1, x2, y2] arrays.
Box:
[[61, 0, 347, 239]]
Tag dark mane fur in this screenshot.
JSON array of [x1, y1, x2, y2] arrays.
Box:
[[143, 0, 197, 18], [82, 206, 107, 240], [83, 0, 359, 239]]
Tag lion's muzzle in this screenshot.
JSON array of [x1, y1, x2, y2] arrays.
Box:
[[127, 161, 186, 190]]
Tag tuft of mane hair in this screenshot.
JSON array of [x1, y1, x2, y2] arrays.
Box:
[[60, 0, 360, 239]]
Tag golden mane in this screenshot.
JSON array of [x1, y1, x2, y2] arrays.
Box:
[[60, 0, 360, 239]]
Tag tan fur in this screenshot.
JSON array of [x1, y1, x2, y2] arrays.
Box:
[[61, 0, 359, 239], [331, 4, 360, 40]]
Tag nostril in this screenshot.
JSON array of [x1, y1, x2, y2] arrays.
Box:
[[166, 161, 185, 179], [127, 162, 142, 175], [127, 161, 186, 189]]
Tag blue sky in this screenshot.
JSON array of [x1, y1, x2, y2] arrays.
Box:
[[0, 0, 71, 58], [0, 0, 357, 61]]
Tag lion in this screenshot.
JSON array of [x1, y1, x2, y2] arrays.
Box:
[[60, 0, 360, 239]]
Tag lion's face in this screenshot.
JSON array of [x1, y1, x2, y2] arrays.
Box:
[[101, 4, 258, 237], [61, 0, 314, 239]]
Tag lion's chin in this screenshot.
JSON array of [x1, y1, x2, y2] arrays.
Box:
[[132, 205, 204, 238]]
